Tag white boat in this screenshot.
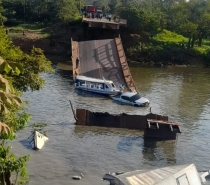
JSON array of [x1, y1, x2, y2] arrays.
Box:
[[102, 163, 210, 185], [74, 75, 121, 95], [28, 131, 49, 150], [112, 91, 149, 107]]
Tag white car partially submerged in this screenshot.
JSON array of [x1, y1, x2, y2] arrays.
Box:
[[112, 92, 150, 107]]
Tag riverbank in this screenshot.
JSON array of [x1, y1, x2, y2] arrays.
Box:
[[7, 24, 209, 67]]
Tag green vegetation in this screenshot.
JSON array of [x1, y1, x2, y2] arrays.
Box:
[[0, 1, 53, 183], [1, 0, 210, 66], [153, 30, 187, 45], [30, 123, 47, 136], [2, 0, 83, 25], [110, 0, 210, 66], [0, 0, 210, 183]]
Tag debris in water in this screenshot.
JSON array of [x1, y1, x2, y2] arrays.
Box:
[[72, 176, 81, 180]]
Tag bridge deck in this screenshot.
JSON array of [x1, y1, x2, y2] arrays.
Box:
[[72, 38, 136, 92], [82, 17, 127, 29], [82, 17, 127, 25]]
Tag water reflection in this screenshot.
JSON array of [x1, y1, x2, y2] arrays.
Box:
[[11, 65, 210, 185], [131, 66, 210, 123], [117, 136, 143, 152], [142, 138, 177, 166]]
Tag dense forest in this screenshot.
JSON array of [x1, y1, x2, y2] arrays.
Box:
[[0, 0, 210, 184], [2, 0, 210, 66]]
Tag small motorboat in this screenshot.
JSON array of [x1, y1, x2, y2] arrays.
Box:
[[112, 91, 149, 107], [28, 131, 48, 150], [74, 75, 121, 95]]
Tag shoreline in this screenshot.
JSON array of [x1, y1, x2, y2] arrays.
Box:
[[8, 28, 206, 69]]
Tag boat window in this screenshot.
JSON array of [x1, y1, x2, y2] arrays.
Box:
[[105, 83, 112, 88], [86, 82, 90, 87], [90, 83, 95, 88], [98, 83, 104, 89], [80, 81, 86, 86], [111, 83, 115, 88], [130, 94, 141, 101], [121, 96, 132, 102], [176, 174, 190, 185]]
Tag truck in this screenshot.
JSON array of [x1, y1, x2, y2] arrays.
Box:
[[86, 5, 96, 18]]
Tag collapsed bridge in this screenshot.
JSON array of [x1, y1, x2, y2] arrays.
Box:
[[72, 37, 137, 92]]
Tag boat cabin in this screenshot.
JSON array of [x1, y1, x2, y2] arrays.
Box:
[[74, 75, 121, 95]]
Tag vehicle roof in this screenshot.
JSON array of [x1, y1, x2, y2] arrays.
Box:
[[121, 92, 137, 97], [76, 75, 113, 84], [103, 164, 201, 185]]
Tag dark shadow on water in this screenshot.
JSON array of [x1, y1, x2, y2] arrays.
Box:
[[20, 138, 34, 150], [73, 125, 142, 138], [142, 138, 177, 165], [117, 136, 143, 152], [74, 88, 111, 99], [55, 68, 72, 79]]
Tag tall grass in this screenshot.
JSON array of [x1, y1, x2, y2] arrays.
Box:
[[153, 29, 187, 44]]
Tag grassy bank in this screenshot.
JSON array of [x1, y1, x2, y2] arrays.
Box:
[[126, 29, 210, 67], [7, 23, 210, 67], [6, 23, 52, 38]]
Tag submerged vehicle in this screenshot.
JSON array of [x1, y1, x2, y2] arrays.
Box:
[[74, 75, 121, 95], [112, 91, 149, 107]]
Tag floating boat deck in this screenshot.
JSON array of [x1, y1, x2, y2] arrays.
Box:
[[72, 37, 137, 92]]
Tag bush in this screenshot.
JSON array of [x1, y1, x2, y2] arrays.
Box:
[[204, 49, 210, 67]]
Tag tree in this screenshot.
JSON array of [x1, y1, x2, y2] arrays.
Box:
[[56, 0, 81, 22], [0, 17, 53, 185], [0, 0, 6, 24], [108, 0, 122, 14], [0, 58, 29, 185], [197, 13, 210, 46], [119, 7, 159, 34]]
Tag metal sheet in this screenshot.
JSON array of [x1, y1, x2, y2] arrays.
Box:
[[78, 39, 126, 87]]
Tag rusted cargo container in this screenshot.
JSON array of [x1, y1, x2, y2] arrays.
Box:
[[144, 119, 181, 140]]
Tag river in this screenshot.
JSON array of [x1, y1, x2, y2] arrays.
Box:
[[11, 65, 210, 185]]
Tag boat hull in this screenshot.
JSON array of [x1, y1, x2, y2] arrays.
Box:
[[75, 86, 120, 95], [28, 131, 48, 150]]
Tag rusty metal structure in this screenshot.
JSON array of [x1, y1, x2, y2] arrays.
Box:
[[144, 119, 181, 140], [75, 109, 181, 140], [71, 17, 181, 140]]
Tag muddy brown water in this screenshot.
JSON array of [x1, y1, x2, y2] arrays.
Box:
[[11, 65, 210, 185]]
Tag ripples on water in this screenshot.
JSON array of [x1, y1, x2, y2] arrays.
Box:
[[11, 66, 210, 185]]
